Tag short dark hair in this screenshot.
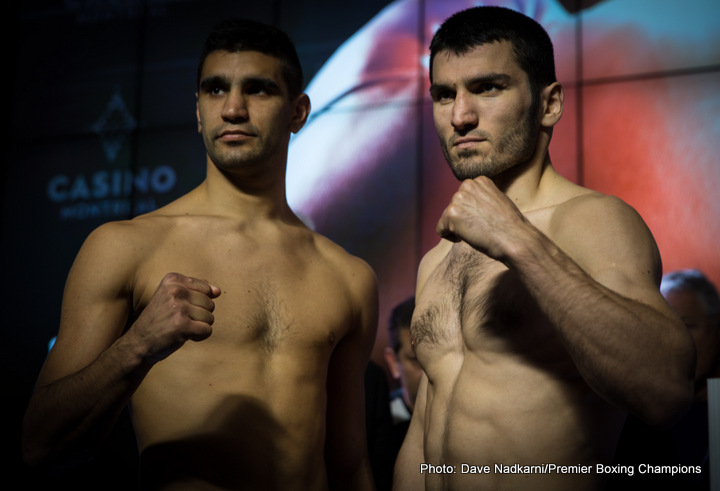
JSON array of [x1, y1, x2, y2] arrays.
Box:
[[429, 6, 556, 97], [661, 269, 720, 319], [197, 18, 304, 98], [388, 296, 415, 353]]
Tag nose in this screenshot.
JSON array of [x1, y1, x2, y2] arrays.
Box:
[[451, 92, 478, 131], [221, 88, 248, 122]]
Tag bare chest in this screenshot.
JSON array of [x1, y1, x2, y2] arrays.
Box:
[[411, 243, 554, 363], [131, 233, 351, 357]]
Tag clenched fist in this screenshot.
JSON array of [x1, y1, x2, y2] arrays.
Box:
[[436, 176, 531, 261], [128, 272, 221, 365]]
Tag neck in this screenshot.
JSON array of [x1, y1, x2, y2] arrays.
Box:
[[491, 124, 558, 209], [493, 149, 557, 212], [195, 157, 297, 223]]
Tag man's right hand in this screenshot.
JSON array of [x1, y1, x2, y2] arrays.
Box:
[[128, 273, 221, 365]]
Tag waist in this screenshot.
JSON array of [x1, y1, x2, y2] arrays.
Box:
[[131, 351, 327, 453], [139, 443, 328, 491], [423, 358, 624, 466]]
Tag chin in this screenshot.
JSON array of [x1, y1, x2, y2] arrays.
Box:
[[448, 159, 508, 181]]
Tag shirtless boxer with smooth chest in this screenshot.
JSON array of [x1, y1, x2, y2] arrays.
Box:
[[23, 19, 378, 491]]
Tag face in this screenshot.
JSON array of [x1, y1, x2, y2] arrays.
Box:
[[392, 327, 423, 410], [430, 41, 540, 181], [665, 288, 720, 386], [196, 50, 308, 176]]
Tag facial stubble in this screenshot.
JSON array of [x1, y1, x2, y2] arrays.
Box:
[[442, 100, 541, 181]]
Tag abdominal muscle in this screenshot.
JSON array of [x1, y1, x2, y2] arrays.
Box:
[[421, 348, 625, 490], [130, 341, 329, 490]]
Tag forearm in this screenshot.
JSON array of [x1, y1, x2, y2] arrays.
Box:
[[506, 227, 694, 425], [393, 383, 426, 491], [325, 417, 375, 491], [328, 459, 375, 491], [393, 439, 425, 491], [22, 335, 151, 469]]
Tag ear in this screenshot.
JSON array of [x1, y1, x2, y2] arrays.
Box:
[[540, 82, 564, 128], [289, 93, 311, 134], [195, 93, 202, 134], [383, 347, 401, 380]]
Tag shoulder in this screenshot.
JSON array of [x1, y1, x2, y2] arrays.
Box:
[[80, 213, 173, 258], [76, 220, 139, 268], [550, 192, 657, 253], [308, 232, 378, 322], [71, 213, 180, 287], [548, 192, 662, 287], [308, 232, 379, 346], [550, 192, 645, 231], [313, 232, 378, 293], [535, 171, 646, 240]]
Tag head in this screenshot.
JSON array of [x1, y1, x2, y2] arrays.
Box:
[[429, 6, 556, 106], [198, 19, 304, 99], [384, 297, 422, 411], [661, 269, 720, 398], [196, 20, 310, 178], [428, 7, 561, 182]]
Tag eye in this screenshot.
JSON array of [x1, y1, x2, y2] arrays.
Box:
[[199, 76, 232, 96], [477, 83, 500, 94], [244, 80, 282, 97], [431, 88, 455, 103], [439, 90, 454, 101], [246, 84, 268, 96], [202, 84, 226, 96]]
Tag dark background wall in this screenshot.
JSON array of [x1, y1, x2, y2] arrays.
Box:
[[4, 0, 719, 487]]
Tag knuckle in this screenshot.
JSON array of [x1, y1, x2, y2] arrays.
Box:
[[163, 272, 182, 283], [191, 324, 212, 341], [446, 203, 462, 218], [170, 304, 187, 320], [167, 284, 187, 298]]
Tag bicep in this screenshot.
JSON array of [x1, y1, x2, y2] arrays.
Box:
[[325, 261, 378, 460], [37, 224, 135, 386], [555, 196, 674, 316]]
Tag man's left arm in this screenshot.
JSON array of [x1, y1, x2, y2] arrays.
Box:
[[437, 177, 695, 427], [325, 259, 379, 490]]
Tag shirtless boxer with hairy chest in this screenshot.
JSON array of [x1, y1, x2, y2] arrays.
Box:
[[23, 19, 378, 491], [393, 7, 695, 490]]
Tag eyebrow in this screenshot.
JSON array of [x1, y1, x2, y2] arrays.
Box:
[[429, 73, 513, 96], [199, 75, 229, 91], [242, 76, 282, 92], [467, 73, 512, 86], [199, 75, 282, 93], [429, 82, 451, 98]]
